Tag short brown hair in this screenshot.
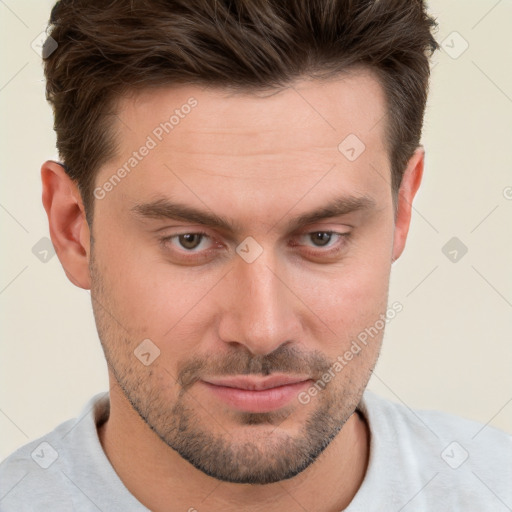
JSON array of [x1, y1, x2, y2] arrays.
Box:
[[44, 0, 438, 224]]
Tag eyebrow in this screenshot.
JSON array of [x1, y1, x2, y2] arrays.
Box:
[[130, 194, 377, 234]]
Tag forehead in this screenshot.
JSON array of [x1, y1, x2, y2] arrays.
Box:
[[116, 68, 387, 154], [95, 69, 391, 224]]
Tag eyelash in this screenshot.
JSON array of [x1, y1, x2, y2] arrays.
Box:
[[158, 230, 350, 261]]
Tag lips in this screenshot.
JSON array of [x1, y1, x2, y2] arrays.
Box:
[[200, 375, 312, 413], [202, 374, 310, 391]]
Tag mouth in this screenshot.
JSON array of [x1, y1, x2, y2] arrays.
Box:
[[200, 375, 312, 413]]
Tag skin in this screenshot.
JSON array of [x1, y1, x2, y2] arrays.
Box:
[[41, 68, 423, 511]]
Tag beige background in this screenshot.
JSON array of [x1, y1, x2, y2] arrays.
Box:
[[1, 0, 511, 460]]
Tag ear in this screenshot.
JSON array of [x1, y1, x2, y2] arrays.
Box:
[[391, 147, 424, 262], [41, 160, 91, 289]]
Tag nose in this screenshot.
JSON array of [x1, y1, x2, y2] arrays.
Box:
[[217, 248, 302, 356]]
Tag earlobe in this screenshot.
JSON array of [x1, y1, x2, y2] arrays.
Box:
[[41, 160, 91, 289], [391, 147, 425, 263]]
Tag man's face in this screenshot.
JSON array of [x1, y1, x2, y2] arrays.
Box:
[[89, 70, 397, 484]]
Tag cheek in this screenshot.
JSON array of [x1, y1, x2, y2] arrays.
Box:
[[296, 230, 393, 317], [296, 262, 390, 356], [94, 225, 220, 349], [287, 226, 393, 360], [92, 225, 165, 334]]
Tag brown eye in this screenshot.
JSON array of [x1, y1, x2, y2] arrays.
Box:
[[293, 231, 351, 260], [309, 232, 333, 247], [178, 233, 204, 250], [299, 231, 342, 249], [159, 231, 213, 254]]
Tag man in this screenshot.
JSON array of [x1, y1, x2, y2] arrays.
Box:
[[0, 0, 510, 510]]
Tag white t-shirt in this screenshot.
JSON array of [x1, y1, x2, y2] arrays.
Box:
[[1, 390, 510, 511]]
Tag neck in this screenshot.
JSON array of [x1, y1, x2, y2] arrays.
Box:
[[98, 382, 369, 512]]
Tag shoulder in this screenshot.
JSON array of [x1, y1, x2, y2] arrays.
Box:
[[0, 393, 110, 512], [361, 389, 511, 441], [0, 417, 80, 511], [355, 390, 512, 510]]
